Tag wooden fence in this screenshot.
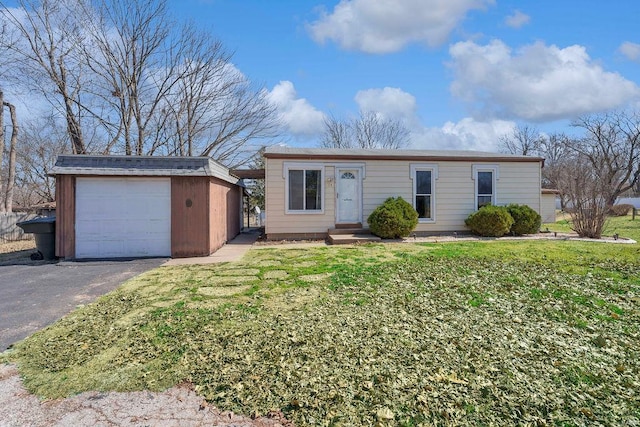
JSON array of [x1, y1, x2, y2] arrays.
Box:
[[0, 212, 38, 242]]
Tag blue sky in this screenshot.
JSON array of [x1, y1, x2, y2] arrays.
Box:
[[4, 0, 640, 152], [163, 0, 640, 151]]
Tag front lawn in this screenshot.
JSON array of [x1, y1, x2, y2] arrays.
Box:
[[2, 236, 640, 425], [543, 212, 640, 241]]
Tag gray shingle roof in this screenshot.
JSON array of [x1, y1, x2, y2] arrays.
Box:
[[263, 146, 544, 162], [51, 155, 242, 186]]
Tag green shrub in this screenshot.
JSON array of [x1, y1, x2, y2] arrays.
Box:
[[367, 197, 418, 239], [608, 204, 634, 217], [465, 205, 514, 237], [506, 204, 541, 235]]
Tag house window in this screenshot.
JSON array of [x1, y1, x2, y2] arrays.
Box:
[[472, 165, 498, 210], [341, 172, 355, 180], [411, 164, 437, 222], [286, 166, 323, 213]]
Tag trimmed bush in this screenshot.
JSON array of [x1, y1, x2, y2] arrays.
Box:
[[465, 205, 514, 237], [506, 204, 541, 235], [368, 197, 418, 239], [608, 204, 634, 217]]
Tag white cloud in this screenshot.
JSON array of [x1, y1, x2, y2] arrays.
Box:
[[619, 41, 640, 62], [266, 81, 326, 136], [351, 87, 514, 151], [410, 118, 515, 151], [354, 87, 418, 121], [504, 10, 530, 29], [449, 39, 640, 122], [307, 0, 493, 54]]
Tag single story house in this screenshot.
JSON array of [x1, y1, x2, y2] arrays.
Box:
[[52, 155, 244, 259], [264, 147, 547, 239]]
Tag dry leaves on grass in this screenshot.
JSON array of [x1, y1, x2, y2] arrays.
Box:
[[6, 246, 640, 426]]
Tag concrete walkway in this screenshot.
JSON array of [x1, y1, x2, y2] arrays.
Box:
[[163, 230, 261, 266]]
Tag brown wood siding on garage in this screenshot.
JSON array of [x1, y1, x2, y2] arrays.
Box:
[[226, 184, 241, 239], [171, 177, 210, 257], [208, 177, 240, 253], [55, 175, 75, 258]]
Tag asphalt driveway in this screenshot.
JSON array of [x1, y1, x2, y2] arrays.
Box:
[[0, 258, 166, 351]]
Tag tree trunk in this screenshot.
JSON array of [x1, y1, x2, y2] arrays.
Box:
[[62, 89, 85, 154], [0, 90, 4, 213], [3, 101, 18, 212]]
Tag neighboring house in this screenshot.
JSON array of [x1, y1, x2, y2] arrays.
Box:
[[264, 147, 546, 239], [14, 201, 56, 217], [52, 155, 244, 259]]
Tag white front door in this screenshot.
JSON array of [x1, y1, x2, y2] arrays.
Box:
[[336, 168, 361, 224]]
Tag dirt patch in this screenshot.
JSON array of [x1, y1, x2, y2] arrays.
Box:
[[262, 270, 289, 279], [0, 363, 293, 427], [0, 239, 35, 254], [0, 239, 40, 265]]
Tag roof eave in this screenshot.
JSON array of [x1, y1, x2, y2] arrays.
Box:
[[263, 152, 544, 163]]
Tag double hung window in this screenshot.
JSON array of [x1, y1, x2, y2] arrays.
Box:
[[472, 165, 498, 210], [411, 164, 437, 222]]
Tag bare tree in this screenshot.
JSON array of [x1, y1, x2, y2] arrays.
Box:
[[0, 90, 19, 212], [570, 111, 640, 207], [0, 0, 279, 165], [559, 154, 610, 239], [82, 0, 190, 155], [16, 116, 68, 205], [354, 111, 409, 149], [0, 90, 4, 207], [537, 110, 640, 238], [155, 30, 233, 156], [2, 99, 18, 212], [538, 132, 572, 208], [499, 124, 542, 156], [320, 111, 408, 149], [196, 84, 278, 168], [320, 114, 352, 149], [0, 0, 88, 154]]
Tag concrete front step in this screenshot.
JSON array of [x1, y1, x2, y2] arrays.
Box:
[[327, 231, 382, 245], [334, 223, 362, 229], [328, 227, 371, 235]]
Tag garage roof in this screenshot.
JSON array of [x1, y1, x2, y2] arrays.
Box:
[[51, 155, 242, 186]]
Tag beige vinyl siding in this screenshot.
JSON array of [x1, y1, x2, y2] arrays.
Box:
[[361, 161, 542, 232], [541, 193, 557, 223], [362, 161, 412, 221], [265, 157, 543, 235], [265, 158, 336, 235], [496, 163, 541, 208], [363, 161, 472, 232]]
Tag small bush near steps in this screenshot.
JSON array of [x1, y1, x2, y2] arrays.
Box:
[[367, 197, 418, 238], [506, 203, 541, 235], [608, 204, 634, 217], [465, 205, 514, 237]]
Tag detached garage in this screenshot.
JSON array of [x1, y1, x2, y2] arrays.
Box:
[[52, 156, 244, 259]]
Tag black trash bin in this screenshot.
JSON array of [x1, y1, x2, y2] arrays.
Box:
[[17, 216, 56, 260]]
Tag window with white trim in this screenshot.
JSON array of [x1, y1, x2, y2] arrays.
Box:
[[472, 165, 498, 210], [286, 166, 323, 213], [411, 164, 437, 222]]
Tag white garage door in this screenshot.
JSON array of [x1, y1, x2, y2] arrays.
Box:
[[75, 177, 171, 258]]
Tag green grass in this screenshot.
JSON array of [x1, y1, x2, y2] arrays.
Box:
[[543, 212, 640, 241], [2, 219, 640, 425]]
